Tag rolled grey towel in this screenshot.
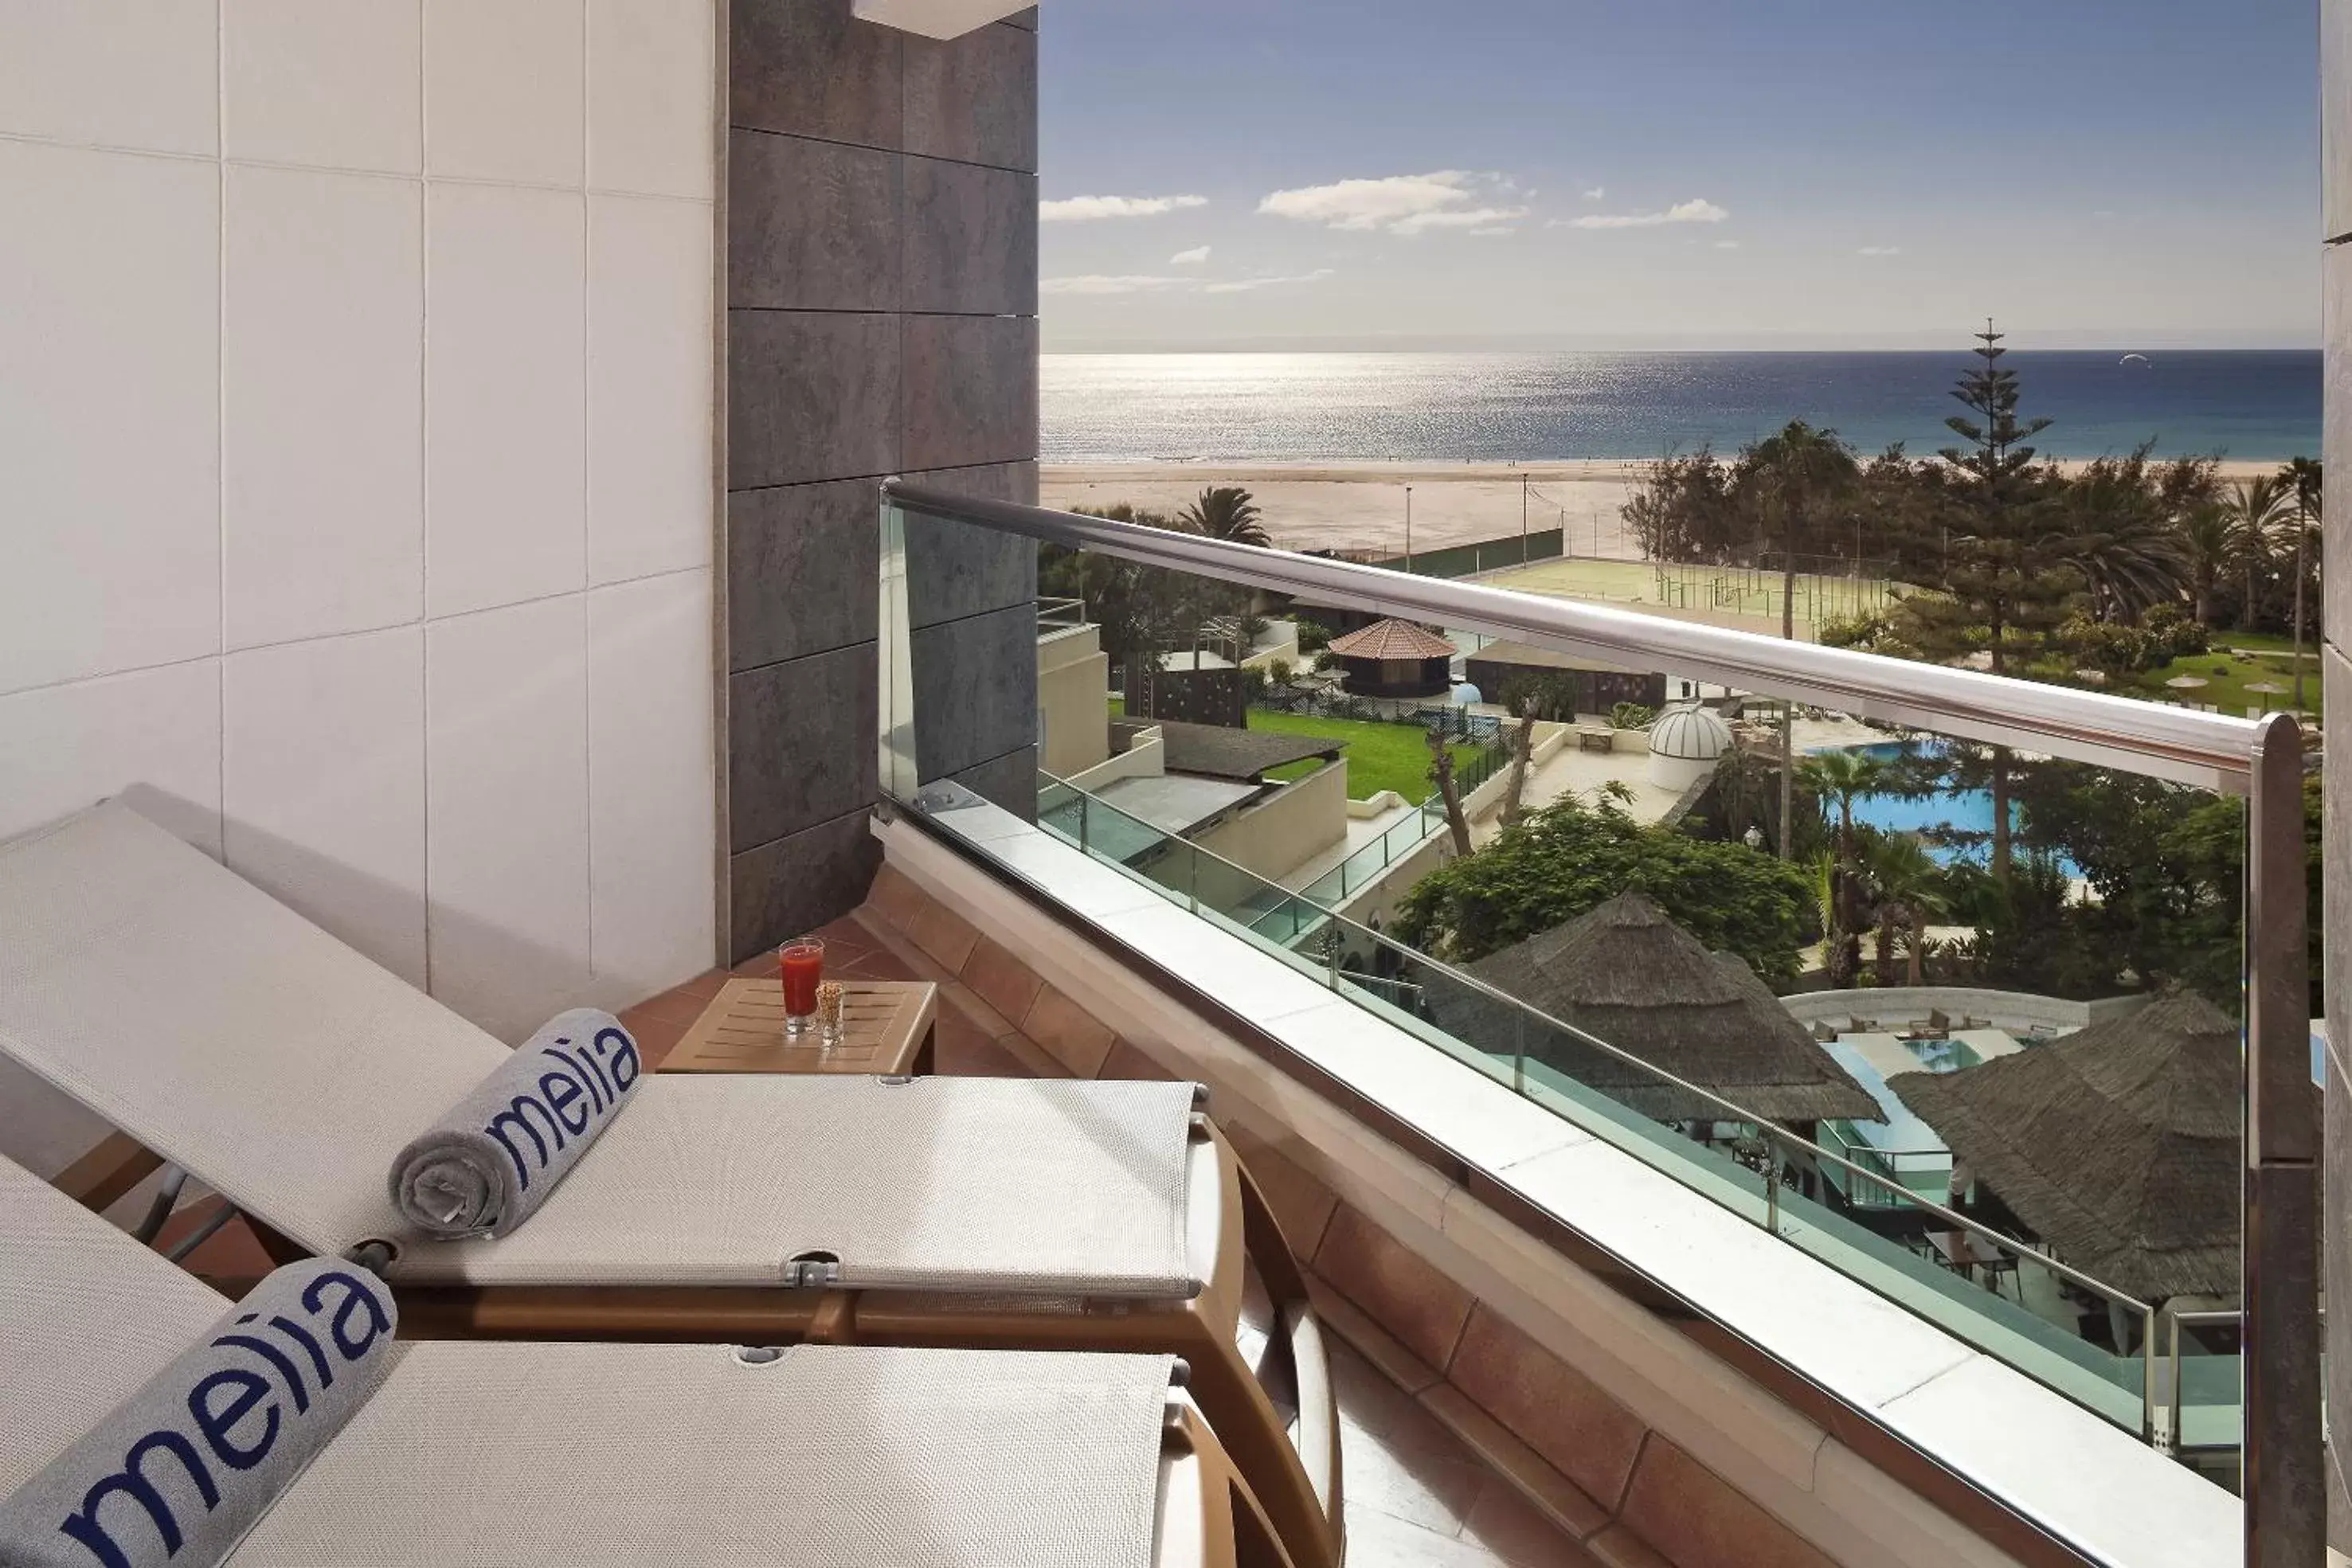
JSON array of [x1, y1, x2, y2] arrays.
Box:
[[385, 1008, 644, 1240], [0, 1257, 397, 1568]]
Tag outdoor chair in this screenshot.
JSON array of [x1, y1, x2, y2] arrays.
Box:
[[0, 802, 1340, 1568], [0, 1154, 1289, 1568]]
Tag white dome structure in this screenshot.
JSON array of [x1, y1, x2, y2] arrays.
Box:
[[1646, 702, 1734, 791]]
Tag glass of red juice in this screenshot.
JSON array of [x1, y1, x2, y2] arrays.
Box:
[[778, 938, 824, 1038]]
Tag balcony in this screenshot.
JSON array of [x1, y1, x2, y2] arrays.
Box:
[[870, 478, 2319, 1566]]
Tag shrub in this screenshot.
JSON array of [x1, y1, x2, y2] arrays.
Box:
[[1609, 702, 1657, 730], [1296, 620, 1333, 654], [1818, 610, 1892, 650], [2144, 603, 2208, 659], [1268, 656, 1296, 687]]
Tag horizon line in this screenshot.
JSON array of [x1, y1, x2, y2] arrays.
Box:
[[1042, 334, 2318, 355]]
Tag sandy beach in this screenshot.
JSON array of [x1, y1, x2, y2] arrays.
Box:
[[1041, 458, 2282, 561]]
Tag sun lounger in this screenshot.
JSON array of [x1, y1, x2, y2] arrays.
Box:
[[0, 1155, 1288, 1568], [0, 802, 1340, 1568]]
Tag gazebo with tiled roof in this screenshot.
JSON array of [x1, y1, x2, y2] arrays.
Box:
[[1325, 617, 1457, 698]]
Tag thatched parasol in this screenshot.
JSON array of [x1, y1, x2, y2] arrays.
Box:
[[1427, 893, 1877, 1126], [1888, 989, 2276, 1301]]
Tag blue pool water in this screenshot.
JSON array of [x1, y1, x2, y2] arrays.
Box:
[[1827, 742, 2082, 878]]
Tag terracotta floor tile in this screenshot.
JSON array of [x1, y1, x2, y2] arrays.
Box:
[[906, 899, 981, 974], [625, 984, 724, 1030], [961, 935, 1044, 1027], [1021, 983, 1115, 1077], [863, 863, 926, 931], [1099, 1036, 1177, 1081], [159, 1200, 275, 1285], [620, 1007, 690, 1070], [933, 1013, 1031, 1077], [810, 917, 879, 962], [834, 949, 922, 981]]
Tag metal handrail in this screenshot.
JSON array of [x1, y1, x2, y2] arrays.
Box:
[[885, 479, 2264, 792]]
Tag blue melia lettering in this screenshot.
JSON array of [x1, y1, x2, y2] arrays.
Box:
[[476, 1027, 641, 1191], [42, 1265, 395, 1568], [57, 1431, 217, 1566]]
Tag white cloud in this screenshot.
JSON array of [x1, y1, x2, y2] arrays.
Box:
[[1041, 274, 1195, 295], [1168, 245, 1211, 266], [1391, 205, 1528, 236], [1039, 194, 1208, 222], [1043, 268, 1333, 296], [1257, 170, 1519, 235], [1714, 240, 1743, 249], [1857, 244, 1902, 256], [1558, 197, 1729, 230], [1582, 186, 1606, 201], [1203, 268, 1336, 293]]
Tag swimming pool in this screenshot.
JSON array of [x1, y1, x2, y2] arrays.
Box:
[[1823, 741, 2081, 876]]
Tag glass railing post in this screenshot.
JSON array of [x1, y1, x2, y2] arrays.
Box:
[[1763, 1131, 1781, 1237], [2142, 1304, 2160, 1449], [1078, 792, 1090, 856]]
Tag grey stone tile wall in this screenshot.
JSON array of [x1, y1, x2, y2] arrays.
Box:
[[725, 0, 1039, 962], [912, 601, 1039, 780], [2324, 0, 2350, 1510]]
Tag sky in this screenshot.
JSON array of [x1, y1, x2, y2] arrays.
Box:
[[1035, 0, 2320, 351]]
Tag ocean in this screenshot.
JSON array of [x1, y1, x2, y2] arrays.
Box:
[[1041, 350, 2321, 465]]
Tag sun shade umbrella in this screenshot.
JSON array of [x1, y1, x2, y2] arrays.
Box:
[[1888, 990, 2281, 1301], [1426, 893, 1877, 1126]]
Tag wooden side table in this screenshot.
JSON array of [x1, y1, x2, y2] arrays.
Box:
[[659, 978, 937, 1076]]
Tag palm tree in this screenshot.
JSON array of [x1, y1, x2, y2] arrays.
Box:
[[2176, 499, 2233, 628], [1746, 421, 1861, 860], [1178, 486, 1270, 548], [2057, 452, 2187, 622], [2224, 474, 2291, 629], [2281, 458, 2323, 710], [1794, 748, 1888, 862], [1861, 833, 1948, 985]]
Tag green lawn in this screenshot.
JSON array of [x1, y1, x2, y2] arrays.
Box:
[[1243, 709, 1482, 803], [2121, 647, 2323, 719], [1107, 697, 1479, 802]]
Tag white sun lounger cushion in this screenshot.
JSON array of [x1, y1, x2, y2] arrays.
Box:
[[0, 804, 510, 1255], [0, 1163, 240, 1498], [235, 1343, 1172, 1568], [0, 804, 1200, 1297], [386, 1074, 1200, 1297]]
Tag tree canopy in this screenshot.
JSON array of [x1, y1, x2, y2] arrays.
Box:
[[1391, 796, 1816, 987]]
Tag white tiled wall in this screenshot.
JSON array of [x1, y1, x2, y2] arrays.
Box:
[[0, 0, 720, 1055]]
